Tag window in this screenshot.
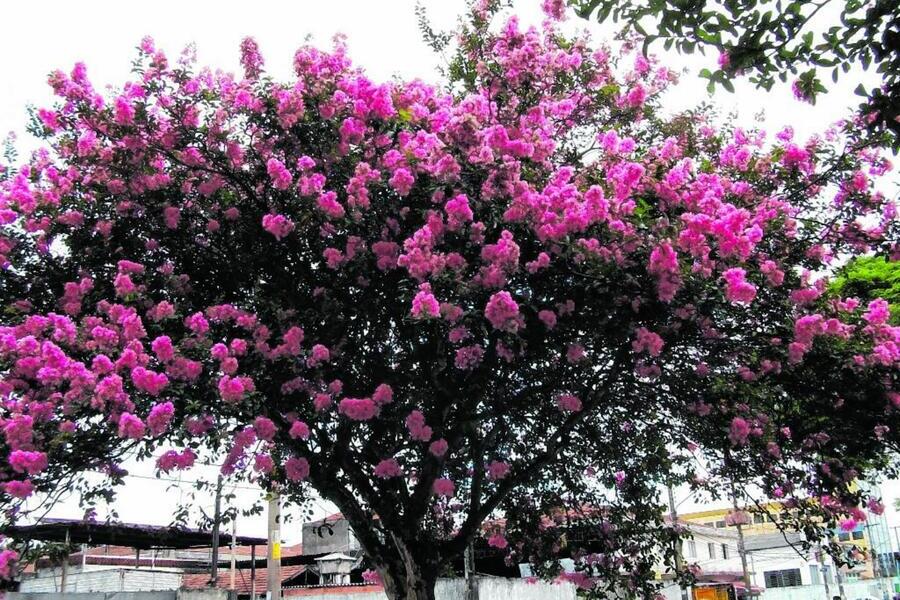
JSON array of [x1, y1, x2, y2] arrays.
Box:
[[704, 522, 716, 528], [809, 565, 820, 585], [716, 520, 726, 528], [721, 544, 729, 559], [838, 532, 851, 542], [754, 514, 766, 524], [686, 541, 697, 558], [822, 565, 833, 584], [708, 543, 717, 559], [852, 530, 864, 540], [764, 569, 803, 588]]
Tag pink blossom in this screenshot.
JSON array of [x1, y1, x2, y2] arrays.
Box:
[[151, 335, 175, 362], [262, 214, 295, 240], [316, 191, 346, 219], [839, 518, 858, 532], [538, 310, 557, 329], [163, 206, 181, 229], [455, 345, 484, 370], [307, 344, 331, 367], [254, 453, 275, 473], [723, 268, 757, 304], [253, 416, 277, 441], [411, 284, 441, 319], [864, 299, 891, 325], [632, 328, 664, 357], [218, 375, 253, 403], [485, 291, 522, 332], [4, 480, 34, 498], [147, 402, 175, 436], [118, 412, 146, 439], [285, 456, 310, 481], [157, 449, 197, 472], [339, 397, 378, 421], [433, 478, 455, 497], [389, 168, 415, 196], [729, 417, 751, 446], [648, 242, 681, 302], [131, 367, 169, 396], [374, 458, 402, 478], [289, 420, 311, 440], [8, 450, 48, 475], [266, 158, 293, 190], [556, 394, 582, 412], [488, 533, 508, 549], [406, 410, 433, 441], [487, 460, 510, 480], [0, 549, 18, 579], [429, 438, 449, 457], [372, 383, 394, 406]]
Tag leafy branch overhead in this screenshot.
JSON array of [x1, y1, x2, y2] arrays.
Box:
[[573, 0, 900, 151]]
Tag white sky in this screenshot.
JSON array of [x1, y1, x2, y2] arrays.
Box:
[[1, 0, 898, 543]]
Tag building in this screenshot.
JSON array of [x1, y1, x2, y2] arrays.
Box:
[[679, 503, 880, 581], [9, 515, 575, 600]]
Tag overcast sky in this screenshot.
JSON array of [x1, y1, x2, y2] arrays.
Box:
[[2, 0, 897, 543]]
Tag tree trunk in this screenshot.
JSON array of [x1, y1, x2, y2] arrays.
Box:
[[378, 542, 438, 600]]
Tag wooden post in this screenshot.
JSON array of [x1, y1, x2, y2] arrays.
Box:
[[730, 482, 751, 591], [230, 514, 237, 591], [250, 544, 257, 600], [210, 474, 223, 585], [267, 492, 282, 600], [59, 528, 70, 592]]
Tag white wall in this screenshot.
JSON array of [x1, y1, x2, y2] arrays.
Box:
[[19, 569, 183, 593], [281, 578, 576, 600]]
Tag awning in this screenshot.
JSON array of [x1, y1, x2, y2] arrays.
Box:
[[3, 518, 267, 550]]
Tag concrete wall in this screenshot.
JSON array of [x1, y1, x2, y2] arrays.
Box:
[[9, 590, 231, 600], [282, 577, 576, 600], [12, 576, 574, 600], [18, 569, 183, 593], [761, 578, 897, 600]]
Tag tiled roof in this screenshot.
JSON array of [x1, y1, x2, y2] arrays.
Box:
[[284, 584, 384, 597], [181, 564, 308, 593]]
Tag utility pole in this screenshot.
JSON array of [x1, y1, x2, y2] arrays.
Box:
[[209, 475, 223, 585], [230, 513, 237, 592], [59, 527, 70, 592], [667, 484, 684, 573], [250, 545, 257, 600], [666, 483, 684, 598], [817, 545, 831, 600], [267, 491, 282, 600], [464, 541, 476, 600], [730, 483, 751, 591], [831, 535, 847, 600], [864, 519, 888, 600]]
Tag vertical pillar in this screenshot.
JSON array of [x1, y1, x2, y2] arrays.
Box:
[[250, 544, 257, 600], [267, 492, 282, 600], [210, 475, 223, 585]]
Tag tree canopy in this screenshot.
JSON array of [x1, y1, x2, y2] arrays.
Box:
[[572, 0, 900, 151], [0, 2, 898, 598]]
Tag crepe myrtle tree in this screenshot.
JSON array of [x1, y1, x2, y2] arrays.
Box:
[[0, 1, 898, 597]]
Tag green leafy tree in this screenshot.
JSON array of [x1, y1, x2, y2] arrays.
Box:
[[573, 0, 900, 151], [831, 256, 900, 323]]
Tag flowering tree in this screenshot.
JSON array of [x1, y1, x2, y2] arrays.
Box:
[[1, 2, 898, 598]]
